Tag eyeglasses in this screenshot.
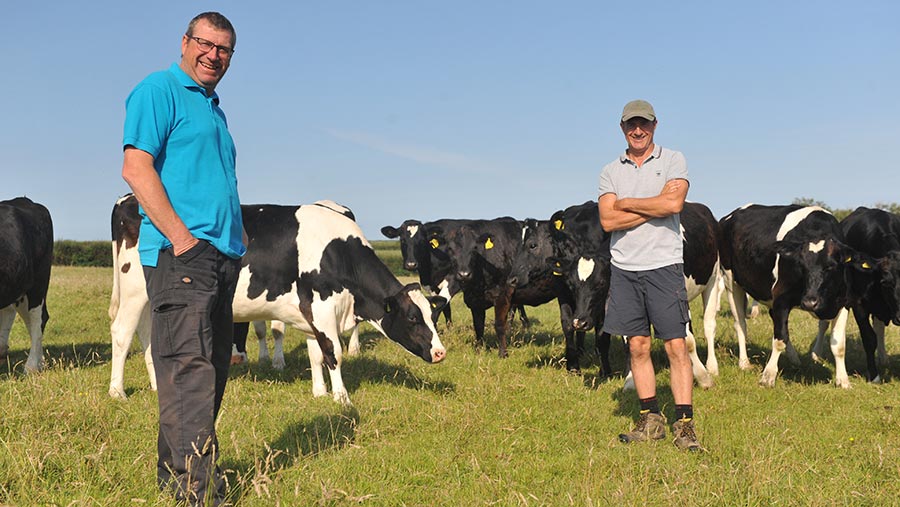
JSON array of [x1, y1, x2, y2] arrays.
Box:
[[187, 35, 235, 58]]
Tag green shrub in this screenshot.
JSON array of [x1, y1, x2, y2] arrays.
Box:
[[53, 240, 112, 267]]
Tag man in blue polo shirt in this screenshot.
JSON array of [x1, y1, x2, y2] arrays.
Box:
[[598, 100, 703, 452], [122, 11, 244, 505]]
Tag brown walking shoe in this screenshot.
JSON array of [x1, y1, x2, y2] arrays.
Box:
[[672, 418, 704, 452], [618, 412, 667, 443]]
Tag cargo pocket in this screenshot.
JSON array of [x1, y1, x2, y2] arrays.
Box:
[[152, 291, 207, 358]]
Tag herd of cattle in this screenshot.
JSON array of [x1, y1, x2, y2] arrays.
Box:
[[1, 194, 899, 405]]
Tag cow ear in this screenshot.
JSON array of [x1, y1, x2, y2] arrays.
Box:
[[384, 295, 395, 315], [429, 237, 441, 249], [381, 225, 400, 239]]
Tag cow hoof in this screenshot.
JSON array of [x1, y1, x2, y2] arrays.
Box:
[[810, 351, 826, 364], [347, 345, 361, 357], [24, 361, 42, 374], [758, 372, 777, 387], [312, 384, 328, 398], [870, 375, 882, 385], [738, 358, 752, 370], [695, 372, 714, 390], [834, 377, 852, 388], [230, 353, 247, 366], [109, 386, 128, 400], [333, 390, 352, 406], [706, 360, 719, 377], [272, 357, 285, 370]]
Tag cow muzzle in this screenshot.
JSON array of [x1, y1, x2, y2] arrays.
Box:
[[431, 347, 446, 363], [573, 317, 594, 331], [405, 261, 418, 271]]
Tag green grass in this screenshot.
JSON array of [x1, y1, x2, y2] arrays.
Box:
[[2, 266, 900, 506]]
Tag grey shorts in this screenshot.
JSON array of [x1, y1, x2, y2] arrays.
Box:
[[602, 263, 690, 340]]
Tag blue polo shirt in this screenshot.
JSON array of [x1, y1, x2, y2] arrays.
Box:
[[123, 63, 245, 267]]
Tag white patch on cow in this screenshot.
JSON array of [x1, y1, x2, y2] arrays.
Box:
[[577, 257, 595, 282], [438, 279, 452, 301], [521, 226, 527, 244], [407, 224, 419, 238], [808, 240, 825, 253], [776, 206, 825, 241], [296, 204, 371, 274], [684, 274, 701, 301], [407, 289, 445, 351]]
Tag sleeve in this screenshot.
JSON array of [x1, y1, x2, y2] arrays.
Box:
[[667, 150, 688, 183], [122, 82, 173, 159], [598, 164, 616, 197]]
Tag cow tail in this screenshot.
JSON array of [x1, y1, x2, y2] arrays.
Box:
[[108, 240, 120, 320]]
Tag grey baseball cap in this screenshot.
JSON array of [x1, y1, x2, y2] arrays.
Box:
[[621, 100, 656, 122]]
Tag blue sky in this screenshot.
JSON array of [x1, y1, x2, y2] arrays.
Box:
[[3, 1, 898, 241]]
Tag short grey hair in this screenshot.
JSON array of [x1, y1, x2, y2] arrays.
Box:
[[186, 11, 236, 48]]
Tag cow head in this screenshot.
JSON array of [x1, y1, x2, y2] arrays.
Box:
[[426, 225, 483, 285], [774, 238, 854, 319], [380, 283, 447, 363], [381, 220, 426, 272], [549, 253, 611, 331], [509, 219, 553, 288], [846, 250, 900, 326]]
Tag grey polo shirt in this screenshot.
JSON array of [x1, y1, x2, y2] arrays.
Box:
[[598, 145, 688, 271]]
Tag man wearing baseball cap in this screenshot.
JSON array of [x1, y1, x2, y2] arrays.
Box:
[[597, 100, 702, 451]]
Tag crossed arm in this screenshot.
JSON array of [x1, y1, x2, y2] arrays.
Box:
[[121, 147, 199, 256], [598, 178, 689, 232]]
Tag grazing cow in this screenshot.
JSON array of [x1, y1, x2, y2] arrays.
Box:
[[0, 197, 53, 373], [719, 204, 856, 387], [547, 201, 720, 388], [810, 207, 900, 383], [110, 196, 446, 405], [231, 201, 447, 405], [425, 217, 556, 358], [109, 194, 287, 398]]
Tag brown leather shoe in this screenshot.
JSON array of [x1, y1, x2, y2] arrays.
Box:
[[672, 418, 704, 452]]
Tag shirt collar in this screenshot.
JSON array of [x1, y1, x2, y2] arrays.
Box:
[[619, 144, 662, 165], [168, 62, 220, 105]]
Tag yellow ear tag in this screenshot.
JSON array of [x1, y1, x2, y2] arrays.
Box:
[[430, 239, 439, 249], [484, 238, 494, 250], [845, 256, 852, 263], [552, 261, 562, 276], [862, 262, 871, 269], [554, 220, 564, 230]]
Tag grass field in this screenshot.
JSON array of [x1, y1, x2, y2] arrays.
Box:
[[2, 266, 900, 506]]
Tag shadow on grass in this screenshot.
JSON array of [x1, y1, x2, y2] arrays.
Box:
[[221, 406, 361, 502]]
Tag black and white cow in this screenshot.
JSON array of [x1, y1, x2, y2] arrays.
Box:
[[0, 197, 53, 373], [109, 194, 300, 398], [546, 201, 720, 388], [810, 207, 900, 383], [110, 195, 445, 405], [425, 217, 556, 358], [719, 204, 856, 387]]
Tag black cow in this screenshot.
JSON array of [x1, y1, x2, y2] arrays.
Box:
[[811, 207, 900, 383], [425, 217, 556, 358], [719, 204, 856, 387], [0, 197, 53, 373], [545, 201, 720, 388]]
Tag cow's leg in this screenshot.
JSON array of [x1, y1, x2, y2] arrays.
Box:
[[595, 331, 611, 377], [700, 275, 720, 376], [108, 297, 147, 398], [622, 336, 635, 391], [437, 281, 453, 328], [19, 298, 45, 373], [850, 305, 878, 384], [873, 318, 887, 367], [307, 309, 349, 405], [557, 300, 581, 372], [137, 306, 155, 391], [0, 305, 17, 359], [494, 294, 514, 359], [685, 322, 713, 389], [271, 320, 285, 370], [307, 337, 329, 398], [231, 322, 249, 365], [760, 304, 792, 387], [347, 325, 361, 356], [724, 272, 752, 370], [471, 306, 486, 349], [810, 319, 831, 364], [516, 305, 530, 328], [830, 307, 852, 387]]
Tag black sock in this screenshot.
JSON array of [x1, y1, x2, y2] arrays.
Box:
[[675, 404, 693, 421], [639, 397, 660, 414]]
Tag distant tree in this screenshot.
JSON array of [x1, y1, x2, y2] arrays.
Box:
[[874, 201, 900, 215], [792, 197, 829, 209]]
